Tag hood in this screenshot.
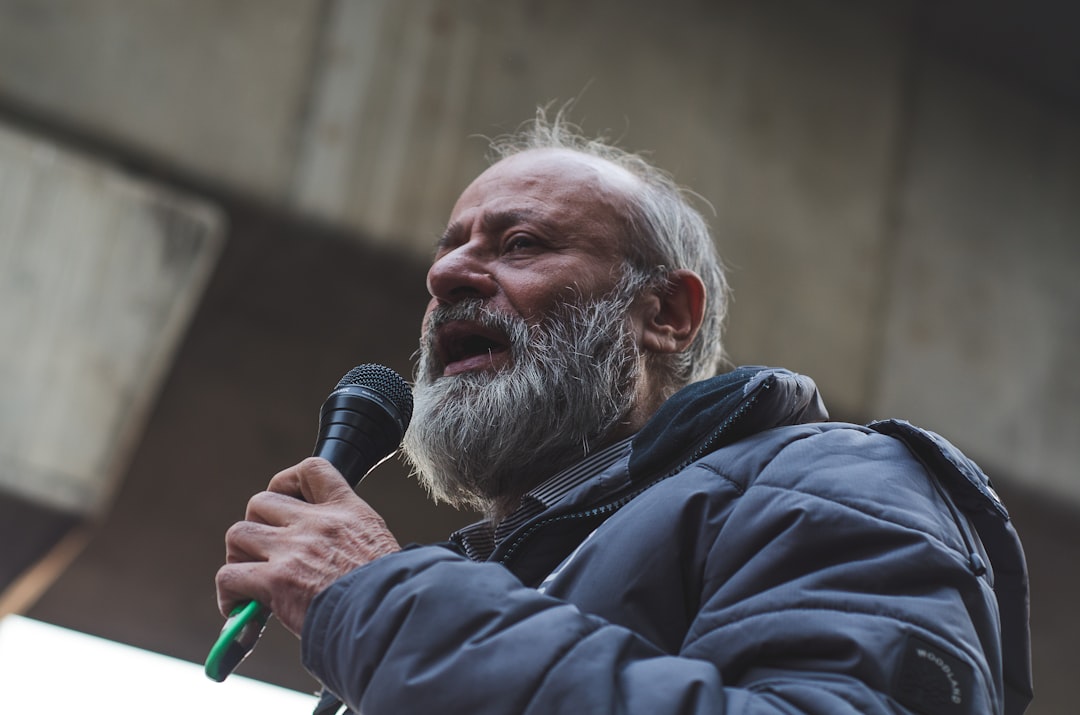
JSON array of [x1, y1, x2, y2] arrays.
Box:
[[629, 366, 828, 483]]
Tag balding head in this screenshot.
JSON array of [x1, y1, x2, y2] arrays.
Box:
[[489, 112, 730, 392]]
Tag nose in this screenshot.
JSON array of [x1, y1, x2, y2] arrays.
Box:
[[426, 242, 498, 305]]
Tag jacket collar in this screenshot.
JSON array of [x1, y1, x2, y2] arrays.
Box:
[[628, 366, 828, 483], [470, 367, 826, 584]]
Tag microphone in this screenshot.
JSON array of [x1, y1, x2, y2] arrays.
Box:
[[311, 364, 415, 487], [205, 364, 413, 682]]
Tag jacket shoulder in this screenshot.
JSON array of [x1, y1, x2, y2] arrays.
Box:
[[868, 420, 1032, 714]]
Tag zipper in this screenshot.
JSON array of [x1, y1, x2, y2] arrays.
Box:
[[498, 378, 771, 569]]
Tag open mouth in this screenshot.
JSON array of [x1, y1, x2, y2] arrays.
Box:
[[435, 320, 513, 376]]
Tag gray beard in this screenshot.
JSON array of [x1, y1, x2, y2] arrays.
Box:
[[402, 284, 642, 517]]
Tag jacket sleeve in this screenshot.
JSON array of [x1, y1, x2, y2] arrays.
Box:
[[302, 428, 1012, 714], [302, 546, 726, 714]]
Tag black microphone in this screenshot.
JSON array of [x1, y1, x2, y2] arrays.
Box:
[[313, 363, 414, 487], [205, 364, 413, 682]]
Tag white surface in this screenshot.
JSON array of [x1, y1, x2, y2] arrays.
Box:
[[0, 615, 316, 714]]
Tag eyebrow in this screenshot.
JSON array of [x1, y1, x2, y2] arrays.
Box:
[[436, 208, 561, 251]]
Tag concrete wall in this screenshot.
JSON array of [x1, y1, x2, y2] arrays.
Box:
[[0, 124, 223, 516], [0, 123, 223, 614], [0, 0, 1076, 710], [2, 0, 1075, 504], [0, 0, 321, 197], [876, 54, 1080, 503]]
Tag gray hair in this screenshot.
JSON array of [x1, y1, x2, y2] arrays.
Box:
[[489, 109, 730, 391]]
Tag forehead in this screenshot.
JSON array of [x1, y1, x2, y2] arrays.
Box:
[[449, 149, 639, 230]]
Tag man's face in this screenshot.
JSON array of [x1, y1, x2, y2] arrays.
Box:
[[422, 149, 644, 379], [403, 150, 650, 515]]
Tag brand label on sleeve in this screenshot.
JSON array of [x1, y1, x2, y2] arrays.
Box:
[[894, 633, 975, 715]]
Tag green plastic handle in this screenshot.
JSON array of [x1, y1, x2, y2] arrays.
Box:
[[204, 600, 271, 682]]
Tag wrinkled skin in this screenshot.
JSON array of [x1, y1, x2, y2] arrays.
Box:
[[215, 457, 399, 635]]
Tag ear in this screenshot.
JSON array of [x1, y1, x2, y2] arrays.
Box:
[[637, 269, 706, 355]]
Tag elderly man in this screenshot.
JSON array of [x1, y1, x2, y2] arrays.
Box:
[[216, 116, 1032, 715]]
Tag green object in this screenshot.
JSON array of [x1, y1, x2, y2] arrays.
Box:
[[204, 600, 271, 682]]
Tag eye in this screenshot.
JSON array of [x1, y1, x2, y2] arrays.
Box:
[[504, 232, 540, 253]]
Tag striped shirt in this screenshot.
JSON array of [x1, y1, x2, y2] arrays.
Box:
[[452, 435, 635, 562]]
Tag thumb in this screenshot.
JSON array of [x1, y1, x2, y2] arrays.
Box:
[[297, 457, 357, 504], [266, 457, 354, 504]]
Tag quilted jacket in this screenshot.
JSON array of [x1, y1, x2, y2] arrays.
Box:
[[303, 366, 1032, 714]]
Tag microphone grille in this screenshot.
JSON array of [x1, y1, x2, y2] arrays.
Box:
[[336, 364, 414, 427]]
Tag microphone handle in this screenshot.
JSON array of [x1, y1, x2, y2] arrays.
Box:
[[205, 599, 271, 682]]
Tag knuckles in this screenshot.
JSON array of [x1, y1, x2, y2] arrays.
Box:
[[214, 564, 247, 615], [225, 519, 262, 545], [244, 490, 275, 519]]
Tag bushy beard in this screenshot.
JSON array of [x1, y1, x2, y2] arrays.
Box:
[[402, 283, 643, 517]]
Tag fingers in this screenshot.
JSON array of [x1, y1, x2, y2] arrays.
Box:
[[266, 457, 355, 504], [246, 458, 354, 525], [244, 490, 304, 526], [216, 458, 393, 635], [225, 519, 275, 563], [230, 458, 368, 573], [215, 561, 268, 617], [215, 562, 290, 625]]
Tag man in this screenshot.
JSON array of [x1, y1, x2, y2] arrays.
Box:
[[216, 115, 1032, 714]]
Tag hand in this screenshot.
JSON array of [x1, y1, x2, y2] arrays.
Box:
[[215, 457, 401, 636]]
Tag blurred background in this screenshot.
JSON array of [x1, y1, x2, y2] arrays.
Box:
[[0, 1, 1075, 712]]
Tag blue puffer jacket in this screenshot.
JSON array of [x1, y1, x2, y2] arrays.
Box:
[[302, 367, 1033, 715]]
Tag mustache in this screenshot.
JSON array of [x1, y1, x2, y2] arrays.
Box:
[[419, 300, 531, 377], [424, 299, 525, 339]]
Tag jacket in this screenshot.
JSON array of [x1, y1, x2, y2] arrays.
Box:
[[302, 366, 1033, 714]]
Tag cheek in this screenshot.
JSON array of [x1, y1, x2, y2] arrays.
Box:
[[507, 282, 569, 324], [509, 268, 616, 322]]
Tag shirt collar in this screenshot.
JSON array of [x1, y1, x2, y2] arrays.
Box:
[[452, 435, 635, 561]]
